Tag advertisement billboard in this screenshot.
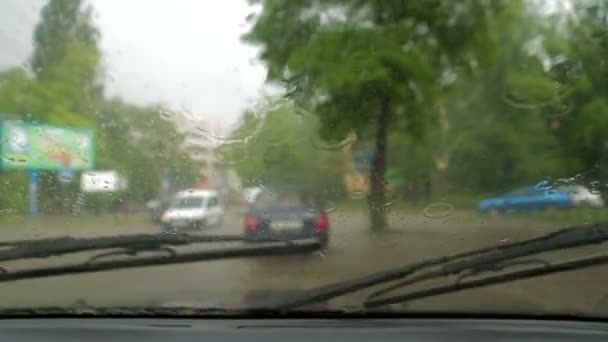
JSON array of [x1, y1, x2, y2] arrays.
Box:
[[1, 121, 94, 170]]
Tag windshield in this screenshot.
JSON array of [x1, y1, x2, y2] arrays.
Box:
[[3, 0, 608, 318], [170, 197, 204, 209]]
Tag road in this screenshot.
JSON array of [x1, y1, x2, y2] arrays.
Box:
[[1, 207, 608, 315]]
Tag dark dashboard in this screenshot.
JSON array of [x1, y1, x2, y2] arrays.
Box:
[[2, 318, 608, 341]]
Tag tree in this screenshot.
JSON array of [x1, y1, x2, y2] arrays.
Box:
[[244, 0, 518, 228], [388, 132, 434, 204], [0, 1, 199, 215], [544, 1, 608, 187], [223, 98, 345, 195], [96, 99, 199, 203], [31, 0, 99, 77]]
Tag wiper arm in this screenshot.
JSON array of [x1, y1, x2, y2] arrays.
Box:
[[0, 234, 245, 262], [0, 233, 320, 283], [365, 253, 608, 308], [276, 223, 608, 310]]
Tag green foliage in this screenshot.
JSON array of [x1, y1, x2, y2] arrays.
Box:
[[5, 0, 608, 221], [245, 0, 522, 227], [447, 121, 563, 194], [31, 0, 99, 78], [0, 172, 27, 215], [222, 99, 345, 195], [244, 0, 608, 215], [0, 0, 198, 215]]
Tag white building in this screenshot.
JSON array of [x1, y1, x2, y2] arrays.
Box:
[[165, 106, 241, 198]]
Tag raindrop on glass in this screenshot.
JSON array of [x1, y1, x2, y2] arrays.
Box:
[[423, 203, 455, 219]]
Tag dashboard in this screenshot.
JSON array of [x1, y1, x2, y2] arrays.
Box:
[[1, 318, 608, 341]]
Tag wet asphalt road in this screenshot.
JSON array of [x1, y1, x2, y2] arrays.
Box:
[[1, 208, 608, 315]]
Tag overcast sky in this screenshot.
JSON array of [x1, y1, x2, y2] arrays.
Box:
[[0, 0, 269, 132]]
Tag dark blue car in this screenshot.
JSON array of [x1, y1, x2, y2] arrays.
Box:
[[243, 187, 329, 248], [478, 185, 574, 214]]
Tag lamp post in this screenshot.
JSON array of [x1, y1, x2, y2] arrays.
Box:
[[158, 141, 170, 203]]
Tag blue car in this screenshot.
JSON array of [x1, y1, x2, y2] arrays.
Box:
[[478, 185, 574, 214]]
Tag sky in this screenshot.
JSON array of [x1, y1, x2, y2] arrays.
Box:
[[0, 0, 270, 132]]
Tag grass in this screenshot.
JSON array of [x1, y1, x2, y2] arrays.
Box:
[[516, 207, 608, 224], [335, 193, 481, 213], [336, 196, 608, 228], [0, 213, 152, 240]]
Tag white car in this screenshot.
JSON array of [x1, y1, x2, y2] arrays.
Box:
[[557, 185, 604, 208], [161, 189, 223, 230]]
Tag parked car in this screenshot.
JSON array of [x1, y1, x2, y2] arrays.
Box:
[[243, 187, 329, 248], [556, 185, 604, 208], [478, 185, 573, 214], [160, 189, 223, 231]]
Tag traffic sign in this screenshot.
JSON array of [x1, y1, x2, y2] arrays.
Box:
[[354, 154, 374, 172]]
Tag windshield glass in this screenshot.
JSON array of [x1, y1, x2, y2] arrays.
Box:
[[3, 0, 608, 318], [171, 197, 204, 209]]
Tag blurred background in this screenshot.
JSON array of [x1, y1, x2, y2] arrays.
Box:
[[1, 0, 607, 228]]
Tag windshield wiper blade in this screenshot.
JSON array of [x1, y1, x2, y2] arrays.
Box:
[[0, 237, 321, 283], [365, 253, 608, 308], [0, 233, 292, 262], [275, 223, 608, 310]]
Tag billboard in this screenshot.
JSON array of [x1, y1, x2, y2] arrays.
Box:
[[1, 121, 94, 170]]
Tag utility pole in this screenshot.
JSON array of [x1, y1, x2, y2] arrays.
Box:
[[158, 141, 170, 203]]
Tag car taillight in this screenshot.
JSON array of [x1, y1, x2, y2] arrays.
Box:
[[244, 215, 258, 231], [313, 213, 329, 231]]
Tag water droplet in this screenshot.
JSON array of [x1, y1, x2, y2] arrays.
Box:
[[347, 191, 367, 199], [325, 201, 337, 214], [0, 208, 16, 215], [423, 203, 455, 219], [160, 108, 174, 118], [536, 178, 554, 190], [589, 180, 601, 194], [311, 132, 357, 151]]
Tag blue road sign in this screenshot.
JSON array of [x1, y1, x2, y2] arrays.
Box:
[[354, 154, 374, 172]]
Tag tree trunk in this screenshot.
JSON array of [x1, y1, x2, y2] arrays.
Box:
[[368, 97, 391, 230]]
